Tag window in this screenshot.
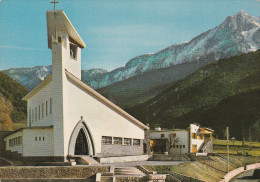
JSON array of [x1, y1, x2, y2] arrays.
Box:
[[102, 136, 112, 144], [35, 107, 37, 121], [29, 108, 31, 123], [171, 133, 176, 137], [42, 103, 44, 118], [43, 137, 45, 141], [39, 105, 40, 120], [113, 137, 122, 144], [46, 100, 48, 116], [58, 36, 62, 43], [124, 138, 132, 145], [35, 137, 37, 141], [70, 43, 78, 59], [39, 137, 41, 141], [183, 145, 185, 148], [32, 109, 34, 122], [161, 134, 165, 138], [192, 133, 196, 139], [133, 139, 140, 145], [50, 98, 52, 114]]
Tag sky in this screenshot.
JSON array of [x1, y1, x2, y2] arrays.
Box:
[[0, 0, 259, 71]]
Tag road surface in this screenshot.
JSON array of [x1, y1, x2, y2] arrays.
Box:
[[230, 168, 260, 182]]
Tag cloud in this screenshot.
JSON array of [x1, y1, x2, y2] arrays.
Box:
[[0, 45, 46, 51]]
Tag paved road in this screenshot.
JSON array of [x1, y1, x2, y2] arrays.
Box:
[[230, 168, 260, 182]]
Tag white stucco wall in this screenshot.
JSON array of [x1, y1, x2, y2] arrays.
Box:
[[22, 128, 53, 157], [150, 130, 189, 154], [62, 77, 145, 156], [5, 131, 23, 154], [190, 124, 204, 152], [27, 82, 53, 127]]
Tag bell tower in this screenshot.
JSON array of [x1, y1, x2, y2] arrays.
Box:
[[46, 10, 86, 160], [46, 10, 86, 80]]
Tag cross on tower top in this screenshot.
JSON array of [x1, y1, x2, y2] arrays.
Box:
[[50, 0, 59, 10]]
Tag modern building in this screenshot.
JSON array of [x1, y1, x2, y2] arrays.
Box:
[[4, 10, 150, 163], [150, 124, 213, 155]]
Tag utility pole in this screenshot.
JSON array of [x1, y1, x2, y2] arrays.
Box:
[[227, 127, 230, 173]]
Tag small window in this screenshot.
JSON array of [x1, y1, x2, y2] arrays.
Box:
[[39, 105, 41, 120], [39, 137, 41, 141], [183, 145, 185, 148], [58, 36, 62, 43], [133, 139, 140, 145], [35, 107, 37, 121], [102, 136, 112, 144], [113, 137, 122, 144], [32, 109, 34, 122], [42, 103, 44, 118], [46, 100, 48, 116], [176, 145, 179, 148], [70, 43, 78, 59], [171, 133, 176, 137], [50, 98, 52, 114], [43, 137, 45, 141], [29, 108, 31, 123], [35, 137, 37, 141], [124, 138, 132, 145], [192, 133, 196, 139], [161, 134, 165, 138]]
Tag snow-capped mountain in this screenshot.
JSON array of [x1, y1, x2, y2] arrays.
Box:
[[2, 10, 260, 90]]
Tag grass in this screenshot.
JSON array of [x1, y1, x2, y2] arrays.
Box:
[[145, 155, 260, 182], [213, 139, 260, 157]]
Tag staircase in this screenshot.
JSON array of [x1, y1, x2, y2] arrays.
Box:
[[101, 176, 114, 182], [114, 167, 145, 176], [75, 156, 99, 165]]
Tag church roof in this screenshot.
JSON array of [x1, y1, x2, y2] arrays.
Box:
[[65, 69, 150, 130], [46, 10, 86, 49], [23, 74, 53, 101]]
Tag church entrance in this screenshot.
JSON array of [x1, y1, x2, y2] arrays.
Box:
[[68, 120, 95, 156], [75, 128, 89, 155]]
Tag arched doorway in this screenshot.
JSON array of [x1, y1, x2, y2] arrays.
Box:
[[75, 128, 89, 155], [68, 120, 95, 156]]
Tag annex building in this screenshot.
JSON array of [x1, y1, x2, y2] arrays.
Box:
[[150, 124, 214, 155], [4, 10, 150, 163]]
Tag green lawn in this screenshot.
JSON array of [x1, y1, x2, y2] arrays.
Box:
[[213, 139, 260, 157]]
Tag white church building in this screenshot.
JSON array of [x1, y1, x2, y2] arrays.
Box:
[[4, 10, 150, 162]]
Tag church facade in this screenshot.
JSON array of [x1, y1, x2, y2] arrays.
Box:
[[4, 10, 150, 162]]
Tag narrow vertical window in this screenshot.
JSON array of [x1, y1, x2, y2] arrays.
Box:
[[29, 108, 31, 123], [32, 109, 34, 122], [35, 107, 37, 121], [46, 100, 48, 116], [50, 98, 52, 114], [42, 103, 44, 118], [39, 105, 40, 120], [43, 137, 45, 141]]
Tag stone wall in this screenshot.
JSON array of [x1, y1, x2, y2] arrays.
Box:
[[101, 141, 144, 156], [0, 166, 109, 179]]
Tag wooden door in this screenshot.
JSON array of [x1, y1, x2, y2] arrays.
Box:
[[192, 144, 197, 153]]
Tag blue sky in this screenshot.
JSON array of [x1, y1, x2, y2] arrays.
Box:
[[0, 0, 259, 71]]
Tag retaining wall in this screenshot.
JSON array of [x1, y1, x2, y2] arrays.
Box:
[[219, 163, 260, 182]]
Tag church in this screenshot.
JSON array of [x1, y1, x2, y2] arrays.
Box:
[[4, 10, 150, 163]]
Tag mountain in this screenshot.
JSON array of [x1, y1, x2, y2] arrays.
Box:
[[0, 72, 28, 131], [126, 50, 260, 141], [2, 10, 260, 92]]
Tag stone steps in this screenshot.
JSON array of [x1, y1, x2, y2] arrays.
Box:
[[114, 167, 145, 176], [101, 176, 114, 182]]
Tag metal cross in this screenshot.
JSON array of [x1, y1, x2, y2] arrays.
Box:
[[50, 0, 59, 10]]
